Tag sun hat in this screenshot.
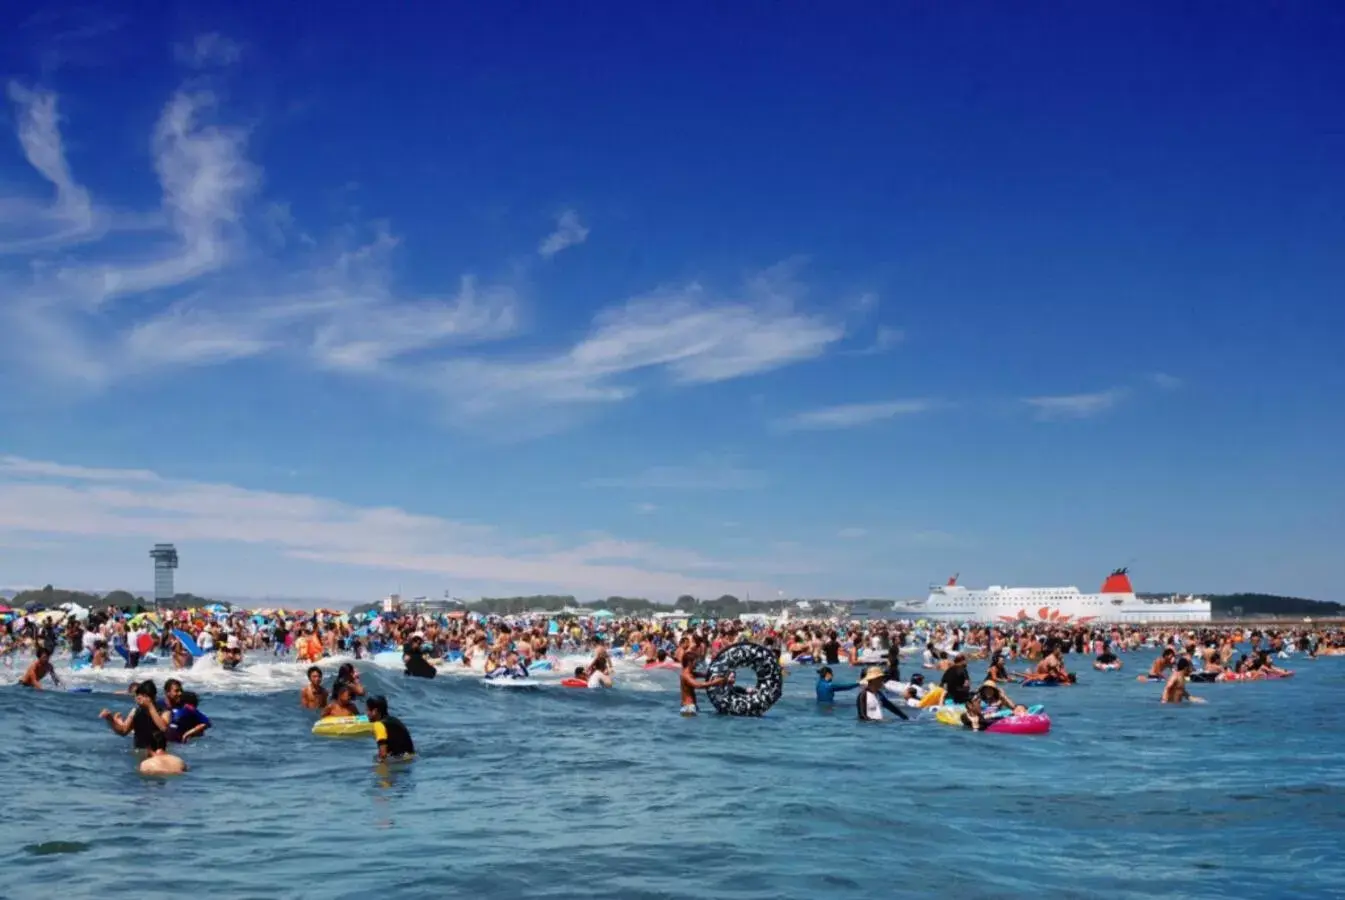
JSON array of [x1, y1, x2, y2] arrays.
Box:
[[860, 666, 886, 684]]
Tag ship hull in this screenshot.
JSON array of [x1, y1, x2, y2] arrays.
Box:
[[900, 581, 1212, 624]]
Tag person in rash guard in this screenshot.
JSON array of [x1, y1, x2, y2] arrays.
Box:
[[166, 691, 211, 743], [366, 695, 415, 761], [856, 667, 909, 722], [815, 666, 859, 704]]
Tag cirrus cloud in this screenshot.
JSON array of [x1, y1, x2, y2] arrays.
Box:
[[1, 51, 854, 437]]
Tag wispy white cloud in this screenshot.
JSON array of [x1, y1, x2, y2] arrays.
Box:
[[0, 72, 520, 389], [777, 399, 934, 432], [1, 69, 849, 434], [1, 83, 96, 253], [433, 269, 845, 422], [633, 502, 658, 515], [586, 459, 768, 491], [1022, 388, 1127, 420], [1150, 372, 1183, 390], [0, 456, 160, 483], [174, 33, 242, 69], [538, 209, 589, 258], [837, 526, 868, 539], [0, 456, 787, 600]]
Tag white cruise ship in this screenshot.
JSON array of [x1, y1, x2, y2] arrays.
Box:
[[890, 569, 1211, 624]]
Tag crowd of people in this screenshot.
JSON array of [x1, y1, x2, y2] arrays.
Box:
[[7, 601, 1342, 773]]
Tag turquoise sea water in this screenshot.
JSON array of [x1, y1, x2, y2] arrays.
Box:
[[3, 651, 1344, 900]]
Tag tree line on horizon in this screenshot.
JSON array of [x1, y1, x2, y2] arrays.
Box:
[[6, 585, 222, 613]]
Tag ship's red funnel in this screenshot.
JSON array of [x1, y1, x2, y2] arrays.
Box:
[[1100, 568, 1133, 593]]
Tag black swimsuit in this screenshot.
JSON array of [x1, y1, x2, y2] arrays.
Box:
[[130, 706, 162, 750]]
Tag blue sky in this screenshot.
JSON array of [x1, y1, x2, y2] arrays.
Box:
[[1, 3, 1342, 604]]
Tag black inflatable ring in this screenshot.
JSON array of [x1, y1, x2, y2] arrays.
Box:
[[704, 642, 783, 717]]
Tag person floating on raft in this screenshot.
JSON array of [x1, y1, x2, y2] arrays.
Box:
[[1093, 642, 1122, 670], [961, 696, 1034, 731]]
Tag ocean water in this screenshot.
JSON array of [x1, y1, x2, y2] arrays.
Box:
[[3, 650, 1344, 900]]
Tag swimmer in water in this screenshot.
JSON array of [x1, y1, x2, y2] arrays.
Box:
[[366, 695, 415, 762], [332, 663, 365, 699], [961, 695, 990, 731], [100, 681, 170, 751], [485, 649, 529, 680], [984, 653, 1014, 683], [139, 731, 188, 776], [1161, 658, 1205, 704], [814, 666, 859, 704], [19, 647, 61, 690], [586, 655, 613, 688], [856, 667, 909, 721], [167, 690, 211, 742], [1147, 648, 1176, 680], [679, 648, 727, 715], [321, 682, 361, 718], [402, 634, 437, 679], [301, 666, 329, 709], [218, 635, 243, 670], [1033, 648, 1070, 683]]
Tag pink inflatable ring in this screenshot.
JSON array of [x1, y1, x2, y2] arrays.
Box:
[[986, 713, 1051, 735]]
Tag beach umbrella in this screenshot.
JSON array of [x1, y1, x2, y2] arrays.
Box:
[[0, 604, 12, 613]]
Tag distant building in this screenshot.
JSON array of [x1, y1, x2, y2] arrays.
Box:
[[149, 543, 178, 607], [403, 595, 468, 614]]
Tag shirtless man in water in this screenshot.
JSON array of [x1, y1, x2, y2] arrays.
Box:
[[1147, 648, 1176, 680], [139, 731, 188, 776], [1161, 658, 1205, 704], [301, 666, 329, 709], [679, 648, 727, 715], [19, 647, 61, 690], [1034, 648, 1070, 682]]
